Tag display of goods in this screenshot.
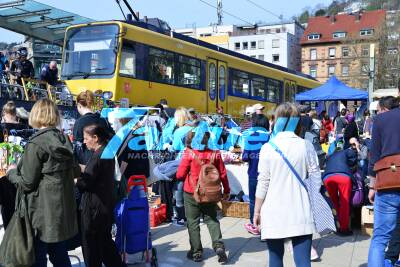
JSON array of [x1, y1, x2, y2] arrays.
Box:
[[0, 142, 23, 177]]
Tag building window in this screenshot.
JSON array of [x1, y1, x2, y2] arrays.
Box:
[[148, 47, 175, 84], [250, 55, 256, 58], [272, 39, 280, 48], [308, 34, 320, 40], [276, 28, 281, 33], [329, 48, 336, 58], [258, 54, 264, 60], [266, 29, 271, 33], [272, 54, 280, 62], [361, 62, 369, 75], [310, 49, 317, 60], [250, 41, 257, 49], [360, 29, 374, 36], [234, 42, 240, 50], [342, 47, 349, 57], [309, 65, 317, 78], [328, 65, 335, 77], [342, 65, 349, 76], [258, 40, 264, 49], [361, 46, 369, 57], [333, 32, 346, 38], [119, 41, 136, 77], [242, 42, 248, 50], [388, 48, 398, 55]]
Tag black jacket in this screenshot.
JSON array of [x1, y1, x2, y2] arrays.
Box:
[[77, 146, 116, 230], [40, 64, 58, 86]]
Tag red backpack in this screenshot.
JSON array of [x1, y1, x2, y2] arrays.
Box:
[[189, 150, 222, 203]]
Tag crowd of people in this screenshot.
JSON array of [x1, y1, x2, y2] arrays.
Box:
[[0, 87, 399, 266]]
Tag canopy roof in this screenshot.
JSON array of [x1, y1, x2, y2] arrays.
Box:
[[295, 76, 368, 101], [0, 0, 94, 45]]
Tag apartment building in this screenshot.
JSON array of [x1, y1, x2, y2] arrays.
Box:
[[300, 10, 386, 89], [228, 21, 304, 71], [175, 21, 304, 71]]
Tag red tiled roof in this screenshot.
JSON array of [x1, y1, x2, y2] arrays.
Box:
[[301, 10, 386, 45]]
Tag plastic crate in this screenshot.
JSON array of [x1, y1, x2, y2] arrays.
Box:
[[150, 204, 167, 228]]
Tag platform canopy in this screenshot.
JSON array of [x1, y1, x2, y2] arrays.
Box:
[[0, 0, 94, 45], [295, 76, 368, 101]]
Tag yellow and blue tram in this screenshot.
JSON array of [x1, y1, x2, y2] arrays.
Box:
[[61, 20, 320, 116]]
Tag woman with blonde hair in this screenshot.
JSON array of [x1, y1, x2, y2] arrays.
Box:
[[7, 99, 79, 266], [254, 102, 321, 267]]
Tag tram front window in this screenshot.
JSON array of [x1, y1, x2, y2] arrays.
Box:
[[62, 24, 119, 79]]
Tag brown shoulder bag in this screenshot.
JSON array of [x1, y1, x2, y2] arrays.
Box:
[[373, 154, 400, 191]]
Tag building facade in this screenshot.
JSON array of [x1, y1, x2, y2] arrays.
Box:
[[300, 10, 386, 90], [175, 21, 304, 71], [228, 22, 304, 71]]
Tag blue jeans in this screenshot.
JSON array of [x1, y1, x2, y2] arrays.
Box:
[[32, 238, 71, 267], [266, 235, 312, 267], [249, 177, 258, 224], [174, 181, 185, 220], [368, 191, 400, 267]]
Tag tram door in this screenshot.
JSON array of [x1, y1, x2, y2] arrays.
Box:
[[207, 59, 228, 114]]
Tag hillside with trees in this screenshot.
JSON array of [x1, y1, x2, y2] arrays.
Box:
[[294, 0, 400, 23]]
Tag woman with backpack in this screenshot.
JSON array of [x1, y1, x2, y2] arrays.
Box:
[[176, 127, 230, 263]]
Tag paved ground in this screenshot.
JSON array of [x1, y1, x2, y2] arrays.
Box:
[[67, 217, 370, 267], [0, 216, 371, 266]]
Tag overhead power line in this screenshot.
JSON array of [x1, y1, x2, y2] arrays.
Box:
[[244, 0, 283, 21], [197, 0, 289, 42], [198, 0, 253, 26]]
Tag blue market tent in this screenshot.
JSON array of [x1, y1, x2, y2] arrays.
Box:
[[295, 76, 368, 101]]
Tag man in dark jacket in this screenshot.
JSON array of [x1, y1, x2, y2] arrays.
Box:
[[40, 61, 58, 86], [251, 103, 269, 132], [323, 148, 357, 235], [9, 47, 34, 85]]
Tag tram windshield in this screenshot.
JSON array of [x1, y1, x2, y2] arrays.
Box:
[[61, 24, 119, 79]]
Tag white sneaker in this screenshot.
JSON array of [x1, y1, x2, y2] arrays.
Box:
[[311, 246, 319, 261]]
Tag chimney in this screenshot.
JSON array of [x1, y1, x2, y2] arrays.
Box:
[[144, 16, 148, 23], [331, 15, 336, 23], [355, 12, 361, 21], [135, 12, 140, 20]]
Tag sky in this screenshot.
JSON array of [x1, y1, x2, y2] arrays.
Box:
[[0, 0, 331, 43]]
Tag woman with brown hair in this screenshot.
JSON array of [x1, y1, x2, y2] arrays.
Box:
[[73, 90, 113, 164], [77, 124, 125, 267], [7, 99, 79, 266]]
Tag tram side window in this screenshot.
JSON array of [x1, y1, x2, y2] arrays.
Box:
[[231, 70, 250, 97], [119, 41, 136, 77], [267, 78, 280, 103], [177, 55, 201, 89], [148, 47, 174, 84], [251, 76, 266, 100]]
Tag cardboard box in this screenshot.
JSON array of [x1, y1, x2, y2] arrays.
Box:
[[362, 224, 374, 236], [361, 205, 374, 225], [361, 205, 374, 236]]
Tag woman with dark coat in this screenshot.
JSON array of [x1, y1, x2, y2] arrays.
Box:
[[76, 124, 125, 267], [7, 99, 79, 266]]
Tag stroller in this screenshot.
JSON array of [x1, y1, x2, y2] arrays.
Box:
[[115, 175, 158, 267]]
